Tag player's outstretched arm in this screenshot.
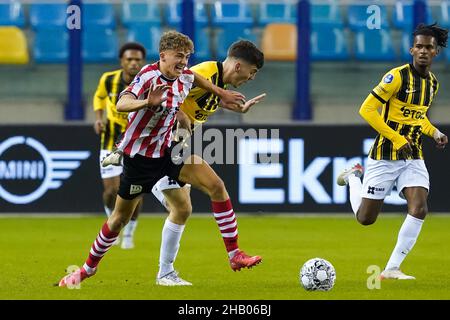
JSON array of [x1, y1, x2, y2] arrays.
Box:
[[117, 84, 170, 112], [220, 93, 266, 113], [192, 71, 245, 108], [359, 94, 409, 150]]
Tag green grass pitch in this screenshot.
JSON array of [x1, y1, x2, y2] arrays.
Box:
[[1, 214, 450, 300]]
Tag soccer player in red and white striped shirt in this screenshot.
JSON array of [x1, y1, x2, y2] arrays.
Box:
[[59, 31, 258, 287]]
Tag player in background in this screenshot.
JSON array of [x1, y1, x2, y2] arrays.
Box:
[[93, 42, 146, 249], [59, 31, 251, 287], [337, 24, 448, 280], [151, 40, 265, 285]]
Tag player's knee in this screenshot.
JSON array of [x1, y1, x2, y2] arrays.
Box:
[[356, 212, 376, 226], [208, 178, 226, 198], [173, 202, 192, 221], [104, 186, 118, 201], [409, 205, 427, 219], [109, 210, 131, 230]]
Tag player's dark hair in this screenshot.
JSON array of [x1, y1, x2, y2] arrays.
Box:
[[413, 23, 448, 48], [227, 40, 264, 69], [119, 42, 146, 59]]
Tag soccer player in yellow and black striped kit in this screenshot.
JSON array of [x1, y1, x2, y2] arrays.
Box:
[[93, 42, 146, 249], [337, 24, 448, 280], [150, 40, 265, 284]]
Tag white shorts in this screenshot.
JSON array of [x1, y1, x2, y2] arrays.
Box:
[[99, 149, 123, 179], [154, 175, 191, 191], [361, 158, 429, 200]]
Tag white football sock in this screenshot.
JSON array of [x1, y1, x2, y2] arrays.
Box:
[[385, 214, 424, 270], [123, 220, 138, 238], [348, 175, 362, 216], [104, 205, 112, 218], [158, 218, 185, 278]]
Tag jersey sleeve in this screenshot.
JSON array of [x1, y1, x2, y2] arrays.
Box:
[[93, 73, 108, 111], [359, 68, 408, 150], [422, 116, 437, 138], [370, 68, 402, 104]]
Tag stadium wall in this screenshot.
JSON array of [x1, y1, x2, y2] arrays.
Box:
[[0, 124, 448, 213]]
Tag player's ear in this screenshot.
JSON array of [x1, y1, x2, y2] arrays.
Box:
[[159, 52, 165, 61], [235, 62, 242, 73]]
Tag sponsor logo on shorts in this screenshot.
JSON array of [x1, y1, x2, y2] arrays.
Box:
[[130, 184, 142, 195], [367, 186, 385, 195]]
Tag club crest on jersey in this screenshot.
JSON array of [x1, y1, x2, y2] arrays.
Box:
[[383, 74, 394, 84], [131, 76, 141, 85]]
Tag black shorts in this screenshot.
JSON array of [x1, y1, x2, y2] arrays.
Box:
[[118, 146, 185, 200]]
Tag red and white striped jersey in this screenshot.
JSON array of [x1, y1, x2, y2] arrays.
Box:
[[117, 62, 194, 158]]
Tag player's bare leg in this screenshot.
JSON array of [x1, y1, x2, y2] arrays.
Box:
[[356, 198, 384, 225], [381, 187, 428, 280], [59, 195, 140, 287], [121, 198, 143, 249], [178, 155, 262, 271], [337, 164, 384, 225], [102, 176, 119, 217], [156, 186, 193, 286], [101, 176, 121, 245]]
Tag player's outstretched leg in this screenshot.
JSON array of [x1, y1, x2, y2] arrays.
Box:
[[381, 187, 427, 280], [156, 186, 192, 286], [337, 163, 364, 216], [121, 199, 142, 249], [59, 195, 139, 287], [179, 155, 262, 271]]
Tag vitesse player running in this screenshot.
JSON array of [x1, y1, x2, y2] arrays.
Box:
[[93, 42, 146, 249], [152, 40, 265, 285], [102, 40, 265, 285], [337, 24, 448, 280]]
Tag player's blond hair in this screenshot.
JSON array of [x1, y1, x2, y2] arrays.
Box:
[[159, 31, 194, 53]]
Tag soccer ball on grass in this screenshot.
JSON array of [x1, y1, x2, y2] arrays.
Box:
[[300, 257, 336, 291]]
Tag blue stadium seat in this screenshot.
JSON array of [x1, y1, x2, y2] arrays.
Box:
[[193, 28, 212, 61], [0, 1, 25, 27], [165, 0, 208, 29], [34, 27, 68, 63], [347, 3, 389, 31], [122, 1, 161, 28], [83, 28, 118, 63], [258, 1, 296, 26], [30, 4, 67, 29], [438, 1, 450, 29], [82, 3, 116, 29], [127, 26, 162, 62], [311, 24, 348, 61], [355, 29, 396, 61], [215, 28, 257, 61], [211, 1, 254, 29], [311, 3, 343, 26], [393, 1, 432, 30]]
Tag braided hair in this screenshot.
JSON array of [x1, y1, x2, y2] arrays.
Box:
[[413, 23, 448, 48]]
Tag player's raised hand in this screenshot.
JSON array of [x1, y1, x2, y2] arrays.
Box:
[[398, 139, 413, 159], [433, 129, 448, 150], [147, 83, 170, 107], [241, 93, 267, 113], [220, 89, 246, 109], [93, 120, 104, 135]]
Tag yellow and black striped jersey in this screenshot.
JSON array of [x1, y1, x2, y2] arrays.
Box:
[[181, 61, 227, 123], [93, 69, 130, 151], [367, 63, 439, 160]]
